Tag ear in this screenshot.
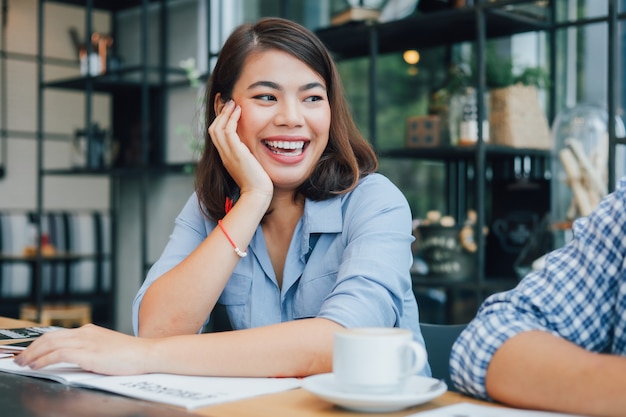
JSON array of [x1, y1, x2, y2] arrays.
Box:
[[214, 93, 225, 115]]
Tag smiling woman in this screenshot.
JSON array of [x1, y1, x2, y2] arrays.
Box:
[[16, 17, 431, 382], [210, 48, 331, 193]]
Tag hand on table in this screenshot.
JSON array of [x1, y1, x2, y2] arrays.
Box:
[[14, 324, 153, 376]]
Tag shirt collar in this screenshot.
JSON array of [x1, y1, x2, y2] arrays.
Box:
[[300, 195, 343, 257]]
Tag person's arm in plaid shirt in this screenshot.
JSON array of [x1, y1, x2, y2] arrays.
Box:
[[450, 177, 626, 417]]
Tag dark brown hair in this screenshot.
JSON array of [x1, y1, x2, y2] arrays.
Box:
[[195, 17, 377, 220]]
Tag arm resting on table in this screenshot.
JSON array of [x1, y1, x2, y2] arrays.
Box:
[[486, 330, 626, 417]]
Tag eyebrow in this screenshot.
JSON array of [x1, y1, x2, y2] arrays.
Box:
[[247, 81, 326, 92]]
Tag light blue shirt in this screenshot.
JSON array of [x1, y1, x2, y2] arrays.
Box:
[[132, 173, 429, 376]]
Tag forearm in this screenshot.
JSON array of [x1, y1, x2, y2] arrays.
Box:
[[139, 192, 270, 337], [486, 331, 626, 417], [148, 318, 342, 377]]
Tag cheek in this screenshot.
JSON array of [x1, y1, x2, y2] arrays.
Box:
[[311, 110, 331, 136], [234, 106, 257, 142]]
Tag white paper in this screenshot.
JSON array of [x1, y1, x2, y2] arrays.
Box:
[[0, 359, 301, 409], [85, 373, 302, 409], [410, 402, 584, 417], [0, 345, 25, 359], [0, 361, 108, 384]]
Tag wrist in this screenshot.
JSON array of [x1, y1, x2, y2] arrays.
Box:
[[139, 337, 164, 374], [237, 189, 273, 216]]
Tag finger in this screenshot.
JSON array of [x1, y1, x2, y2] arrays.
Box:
[[212, 102, 241, 146], [21, 346, 80, 370], [224, 103, 241, 136], [209, 100, 236, 148], [15, 328, 82, 366], [221, 105, 246, 157]]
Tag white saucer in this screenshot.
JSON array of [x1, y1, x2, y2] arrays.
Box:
[[302, 373, 447, 413]]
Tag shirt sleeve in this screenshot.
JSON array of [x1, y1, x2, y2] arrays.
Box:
[[131, 193, 210, 335], [316, 174, 416, 330], [450, 177, 626, 399]]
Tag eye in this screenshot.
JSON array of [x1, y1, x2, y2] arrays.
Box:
[[254, 94, 277, 102], [304, 95, 324, 102]]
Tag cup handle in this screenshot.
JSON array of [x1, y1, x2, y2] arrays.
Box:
[[402, 341, 428, 377]]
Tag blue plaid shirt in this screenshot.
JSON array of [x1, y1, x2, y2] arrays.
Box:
[[450, 176, 626, 400]]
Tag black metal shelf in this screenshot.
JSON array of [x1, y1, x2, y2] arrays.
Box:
[[0, 253, 111, 263], [412, 275, 519, 290], [0, 50, 77, 67], [43, 66, 188, 93], [316, 6, 549, 59], [42, 163, 196, 177], [43, 0, 165, 12], [30, 0, 182, 327], [316, 1, 556, 323], [378, 145, 551, 161]]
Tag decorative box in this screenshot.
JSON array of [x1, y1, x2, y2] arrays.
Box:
[[406, 115, 441, 148]]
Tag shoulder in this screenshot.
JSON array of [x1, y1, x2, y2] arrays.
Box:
[[176, 192, 213, 228], [608, 177, 626, 215], [346, 173, 406, 203], [575, 175, 626, 237], [304, 174, 410, 225], [340, 173, 411, 220], [178, 192, 204, 216]]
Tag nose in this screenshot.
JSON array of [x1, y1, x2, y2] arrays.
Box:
[[274, 99, 304, 127]]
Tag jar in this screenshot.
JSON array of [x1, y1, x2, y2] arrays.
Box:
[[550, 103, 626, 228]]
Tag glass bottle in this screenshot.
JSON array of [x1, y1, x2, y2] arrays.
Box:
[[458, 87, 477, 144], [457, 87, 489, 145]]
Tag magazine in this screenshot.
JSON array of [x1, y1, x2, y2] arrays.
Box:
[[0, 326, 61, 341], [0, 345, 26, 359], [0, 358, 301, 409]]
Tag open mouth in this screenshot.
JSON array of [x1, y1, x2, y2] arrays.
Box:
[[263, 140, 306, 156]]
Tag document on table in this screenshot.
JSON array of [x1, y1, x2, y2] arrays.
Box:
[[0, 326, 61, 342], [0, 358, 301, 409], [0, 345, 25, 359], [411, 402, 582, 417]]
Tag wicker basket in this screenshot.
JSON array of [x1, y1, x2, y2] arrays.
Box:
[[489, 84, 551, 149]]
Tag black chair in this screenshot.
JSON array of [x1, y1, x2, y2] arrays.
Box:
[[420, 322, 468, 392]]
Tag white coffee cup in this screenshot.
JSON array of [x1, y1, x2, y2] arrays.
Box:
[[333, 327, 427, 394]]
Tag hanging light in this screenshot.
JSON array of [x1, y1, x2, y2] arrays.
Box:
[[403, 49, 420, 65], [403, 50, 420, 75]]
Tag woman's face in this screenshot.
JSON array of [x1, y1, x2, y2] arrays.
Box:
[[228, 49, 331, 192]]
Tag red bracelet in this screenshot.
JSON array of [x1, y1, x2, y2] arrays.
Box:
[[217, 220, 247, 258]]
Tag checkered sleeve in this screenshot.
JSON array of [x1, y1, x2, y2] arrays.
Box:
[[449, 177, 626, 400]]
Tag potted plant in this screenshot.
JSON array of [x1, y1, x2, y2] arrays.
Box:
[[429, 45, 550, 148], [486, 51, 551, 149]]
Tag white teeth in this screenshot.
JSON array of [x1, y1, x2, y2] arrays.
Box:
[[265, 140, 304, 150], [271, 147, 303, 156]]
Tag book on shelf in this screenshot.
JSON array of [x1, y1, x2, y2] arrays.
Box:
[[0, 359, 301, 410], [331, 7, 381, 26]]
